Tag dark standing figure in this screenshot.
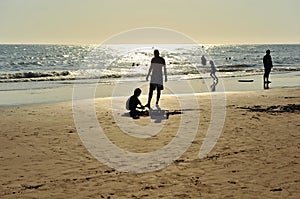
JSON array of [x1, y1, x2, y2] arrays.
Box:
[[210, 60, 218, 82], [201, 55, 207, 66], [263, 49, 273, 89], [145, 50, 167, 108], [127, 88, 145, 119], [209, 60, 218, 92]]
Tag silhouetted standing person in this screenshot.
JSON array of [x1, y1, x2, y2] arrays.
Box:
[[201, 55, 207, 66], [209, 60, 218, 92], [263, 49, 273, 89], [209, 60, 218, 82], [145, 50, 167, 108]]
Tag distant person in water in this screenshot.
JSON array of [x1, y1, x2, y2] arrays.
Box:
[[201, 55, 207, 66], [263, 49, 273, 89], [145, 50, 167, 108], [209, 60, 218, 82], [127, 88, 145, 119]]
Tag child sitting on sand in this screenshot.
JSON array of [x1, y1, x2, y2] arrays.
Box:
[[126, 88, 148, 119]]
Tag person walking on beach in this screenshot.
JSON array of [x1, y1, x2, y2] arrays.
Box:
[[263, 49, 273, 89], [209, 60, 218, 82], [145, 50, 167, 108]]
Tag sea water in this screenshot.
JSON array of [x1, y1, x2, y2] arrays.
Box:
[[0, 44, 299, 94]]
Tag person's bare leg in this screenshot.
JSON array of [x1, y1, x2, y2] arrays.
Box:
[[264, 72, 268, 89], [156, 89, 161, 105], [146, 88, 153, 108]]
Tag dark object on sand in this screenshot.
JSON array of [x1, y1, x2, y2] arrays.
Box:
[[238, 104, 300, 113], [238, 79, 254, 82]]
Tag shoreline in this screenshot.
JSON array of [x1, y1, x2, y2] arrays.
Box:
[[1, 71, 300, 107]]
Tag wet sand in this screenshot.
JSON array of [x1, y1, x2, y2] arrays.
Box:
[[1, 71, 299, 106]]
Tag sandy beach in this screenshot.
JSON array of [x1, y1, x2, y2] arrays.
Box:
[[0, 85, 299, 198], [1, 0, 300, 198]]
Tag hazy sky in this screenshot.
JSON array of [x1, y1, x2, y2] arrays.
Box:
[[0, 0, 299, 44]]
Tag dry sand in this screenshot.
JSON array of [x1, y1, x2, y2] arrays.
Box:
[[0, 87, 299, 198]]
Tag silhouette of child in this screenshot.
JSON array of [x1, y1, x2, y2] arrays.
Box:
[[209, 60, 218, 82], [127, 88, 146, 119]]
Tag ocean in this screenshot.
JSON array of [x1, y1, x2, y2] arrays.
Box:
[[0, 44, 299, 91]]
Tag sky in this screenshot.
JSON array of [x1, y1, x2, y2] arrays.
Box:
[[0, 0, 299, 44]]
